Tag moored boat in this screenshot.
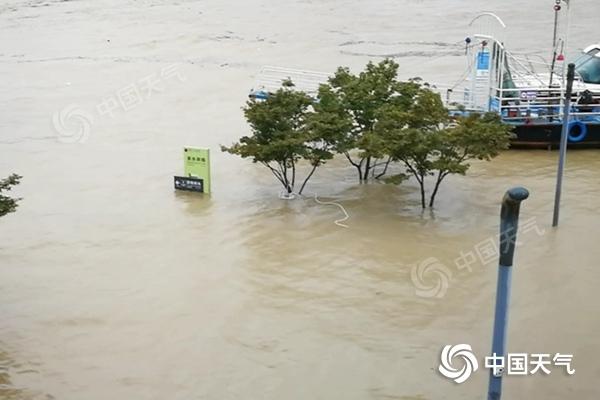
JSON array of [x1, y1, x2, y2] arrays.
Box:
[[249, 2, 600, 149], [445, 7, 600, 148]]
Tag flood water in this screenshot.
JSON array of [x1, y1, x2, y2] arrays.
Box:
[[1, 0, 599, 399]]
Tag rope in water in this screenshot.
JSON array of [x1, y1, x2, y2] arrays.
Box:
[[279, 191, 349, 228]]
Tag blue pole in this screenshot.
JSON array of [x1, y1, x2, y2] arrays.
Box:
[[487, 187, 529, 400], [552, 63, 576, 227]]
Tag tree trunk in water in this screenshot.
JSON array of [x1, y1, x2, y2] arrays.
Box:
[[375, 157, 392, 179], [419, 176, 426, 209], [355, 165, 363, 182], [401, 160, 426, 208], [344, 152, 363, 182], [298, 164, 319, 195], [264, 162, 286, 190], [428, 171, 445, 208], [291, 159, 296, 190], [280, 162, 290, 193], [362, 156, 371, 181]]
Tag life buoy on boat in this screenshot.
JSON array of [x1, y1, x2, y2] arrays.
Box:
[[567, 121, 587, 142]]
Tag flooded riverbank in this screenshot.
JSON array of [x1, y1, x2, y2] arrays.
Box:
[[1, 1, 599, 399]]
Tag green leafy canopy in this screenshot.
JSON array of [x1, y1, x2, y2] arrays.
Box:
[[223, 59, 513, 207], [0, 174, 22, 218], [222, 83, 349, 195]]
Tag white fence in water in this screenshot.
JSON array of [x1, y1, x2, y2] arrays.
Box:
[[250, 66, 331, 97]]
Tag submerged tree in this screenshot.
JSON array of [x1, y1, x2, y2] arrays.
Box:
[[427, 113, 513, 207], [222, 81, 346, 196], [380, 84, 513, 208], [226, 61, 513, 207], [0, 174, 22, 217], [321, 59, 416, 181]]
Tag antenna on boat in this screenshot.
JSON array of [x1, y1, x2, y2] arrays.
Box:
[[548, 1, 562, 87], [561, 0, 572, 89], [549, 0, 572, 87]]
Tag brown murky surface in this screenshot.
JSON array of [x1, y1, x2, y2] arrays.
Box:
[[1, 1, 599, 399]]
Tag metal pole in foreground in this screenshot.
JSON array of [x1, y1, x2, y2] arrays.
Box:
[[552, 63, 576, 227], [487, 187, 529, 400]]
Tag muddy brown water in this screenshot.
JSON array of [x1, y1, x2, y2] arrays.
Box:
[[1, 0, 599, 399]]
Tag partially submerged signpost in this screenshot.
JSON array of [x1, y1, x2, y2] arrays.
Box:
[[174, 147, 211, 193]]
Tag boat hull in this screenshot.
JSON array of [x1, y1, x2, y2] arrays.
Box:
[[510, 122, 600, 149]]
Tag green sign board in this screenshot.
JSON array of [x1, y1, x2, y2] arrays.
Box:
[[183, 147, 211, 193]]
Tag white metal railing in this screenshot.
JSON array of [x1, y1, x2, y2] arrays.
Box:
[[492, 85, 600, 122], [251, 66, 331, 97], [438, 81, 600, 123]]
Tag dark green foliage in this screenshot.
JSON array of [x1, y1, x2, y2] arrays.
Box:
[[222, 84, 345, 195], [322, 59, 411, 181], [0, 174, 22, 217], [379, 82, 513, 207], [224, 59, 513, 206]]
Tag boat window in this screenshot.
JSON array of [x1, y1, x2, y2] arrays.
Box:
[[575, 53, 600, 84]]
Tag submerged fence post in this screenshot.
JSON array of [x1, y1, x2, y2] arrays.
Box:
[[552, 63, 576, 227], [487, 187, 529, 400]]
